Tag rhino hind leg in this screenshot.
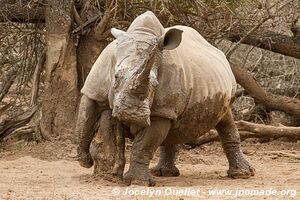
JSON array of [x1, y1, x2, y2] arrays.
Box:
[[123, 117, 171, 186], [216, 109, 255, 179], [150, 144, 180, 177], [76, 95, 101, 168]]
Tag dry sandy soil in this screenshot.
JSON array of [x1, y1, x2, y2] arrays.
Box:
[[0, 139, 299, 200]]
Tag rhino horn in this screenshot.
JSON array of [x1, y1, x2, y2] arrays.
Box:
[[131, 47, 156, 97]]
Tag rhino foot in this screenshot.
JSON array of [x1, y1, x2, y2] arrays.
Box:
[[227, 156, 255, 179], [123, 162, 156, 186], [77, 147, 93, 168], [150, 164, 180, 177]]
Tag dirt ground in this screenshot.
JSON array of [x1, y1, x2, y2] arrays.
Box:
[[0, 139, 299, 200]]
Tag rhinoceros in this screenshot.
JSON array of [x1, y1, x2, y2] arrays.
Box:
[[76, 11, 255, 186]]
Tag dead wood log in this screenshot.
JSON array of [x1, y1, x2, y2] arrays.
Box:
[[236, 120, 300, 138], [3, 125, 35, 142], [188, 121, 300, 147], [236, 87, 300, 99], [0, 106, 37, 141], [231, 63, 300, 119], [228, 26, 300, 59], [226, 15, 300, 119], [189, 130, 219, 146]]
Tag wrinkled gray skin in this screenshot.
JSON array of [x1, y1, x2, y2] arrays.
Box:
[[76, 11, 255, 186]]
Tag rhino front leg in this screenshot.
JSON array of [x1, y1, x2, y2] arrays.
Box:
[[76, 95, 101, 168], [150, 145, 180, 177], [216, 109, 255, 179], [123, 117, 171, 186]]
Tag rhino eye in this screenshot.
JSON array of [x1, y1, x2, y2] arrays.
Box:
[[115, 74, 119, 79]]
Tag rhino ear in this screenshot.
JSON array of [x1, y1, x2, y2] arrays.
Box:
[[159, 28, 183, 50], [111, 28, 127, 39]]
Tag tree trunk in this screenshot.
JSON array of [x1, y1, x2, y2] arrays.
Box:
[[40, 0, 79, 140]]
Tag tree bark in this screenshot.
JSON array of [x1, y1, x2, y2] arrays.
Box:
[[236, 87, 300, 99], [228, 26, 300, 59], [0, 106, 37, 141], [231, 63, 300, 119], [40, 0, 79, 140]]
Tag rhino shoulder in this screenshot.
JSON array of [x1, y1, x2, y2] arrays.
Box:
[[81, 41, 116, 103]]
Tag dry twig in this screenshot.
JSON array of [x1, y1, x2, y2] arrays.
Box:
[[0, 106, 37, 141]]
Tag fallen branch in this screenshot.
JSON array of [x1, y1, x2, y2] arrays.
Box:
[[0, 106, 37, 141], [189, 130, 219, 146], [3, 125, 35, 142], [188, 121, 300, 147], [236, 87, 300, 98], [228, 27, 300, 60], [231, 63, 300, 119], [236, 120, 300, 138]]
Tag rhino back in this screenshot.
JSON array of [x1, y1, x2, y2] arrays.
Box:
[[152, 25, 236, 124], [81, 41, 116, 105]]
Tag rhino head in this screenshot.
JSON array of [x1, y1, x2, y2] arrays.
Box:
[[109, 27, 183, 129]]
